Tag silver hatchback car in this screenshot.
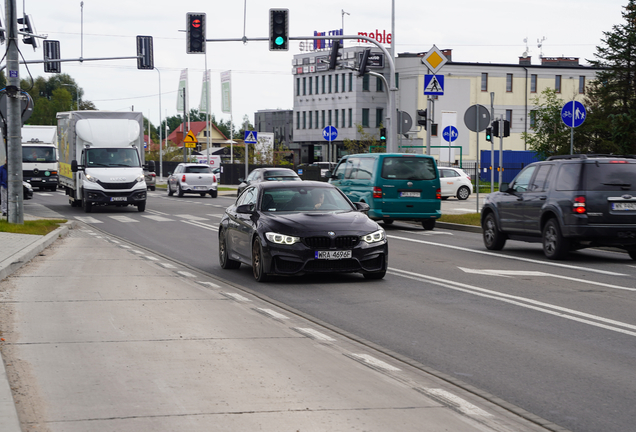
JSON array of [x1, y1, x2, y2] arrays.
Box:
[[167, 163, 218, 198]]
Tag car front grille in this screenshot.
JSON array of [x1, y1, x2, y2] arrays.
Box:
[[97, 180, 138, 190], [303, 236, 359, 249]]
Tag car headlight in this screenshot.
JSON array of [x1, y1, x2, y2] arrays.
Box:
[[361, 229, 386, 244], [135, 174, 145, 183], [266, 232, 300, 245], [84, 173, 98, 183]]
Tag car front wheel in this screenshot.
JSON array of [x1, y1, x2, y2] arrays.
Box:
[[457, 186, 470, 200], [543, 218, 569, 260], [168, 183, 174, 196], [252, 238, 270, 282], [483, 213, 506, 250]]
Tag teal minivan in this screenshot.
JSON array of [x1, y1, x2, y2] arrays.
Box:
[[328, 153, 441, 229]]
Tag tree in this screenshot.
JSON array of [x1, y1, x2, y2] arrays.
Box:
[[342, 124, 385, 155], [584, 0, 636, 154], [523, 89, 571, 159]]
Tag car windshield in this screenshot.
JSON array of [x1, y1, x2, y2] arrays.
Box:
[[260, 187, 353, 212], [263, 170, 299, 181], [381, 157, 437, 180], [185, 166, 211, 173], [86, 148, 140, 167]]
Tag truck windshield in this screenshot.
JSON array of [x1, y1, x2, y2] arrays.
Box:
[[22, 146, 57, 163], [86, 148, 140, 167]]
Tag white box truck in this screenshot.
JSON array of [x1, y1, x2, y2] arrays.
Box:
[[57, 111, 154, 213], [22, 125, 58, 191]]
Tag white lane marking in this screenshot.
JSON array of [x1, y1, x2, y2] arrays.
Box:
[[108, 215, 138, 223], [158, 263, 176, 269], [142, 215, 174, 222], [348, 354, 401, 371], [142, 256, 159, 261], [176, 271, 196, 278], [174, 214, 209, 221], [419, 388, 492, 417], [389, 268, 636, 337], [294, 327, 335, 342], [459, 267, 636, 292], [74, 216, 102, 224], [198, 281, 221, 289], [222, 292, 251, 302], [182, 220, 218, 232], [119, 245, 131, 249], [130, 250, 145, 254], [255, 308, 289, 320], [387, 234, 627, 277], [399, 230, 452, 236], [205, 214, 224, 218], [146, 209, 170, 216]]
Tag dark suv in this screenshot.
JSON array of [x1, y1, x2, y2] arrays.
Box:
[[481, 154, 636, 260]]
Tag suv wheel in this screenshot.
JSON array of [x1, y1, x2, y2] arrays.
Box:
[[483, 213, 506, 250], [543, 219, 569, 260]]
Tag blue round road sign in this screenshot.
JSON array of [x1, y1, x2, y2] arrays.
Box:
[[561, 101, 586, 128], [323, 126, 338, 141], [442, 125, 459, 143]]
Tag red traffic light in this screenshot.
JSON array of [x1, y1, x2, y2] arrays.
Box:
[[191, 19, 201, 28]]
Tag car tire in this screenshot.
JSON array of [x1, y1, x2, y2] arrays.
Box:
[[200, 192, 207, 197], [422, 219, 436, 230], [483, 213, 506, 250], [252, 237, 270, 282], [82, 199, 92, 213], [168, 184, 174, 196], [441, 196, 449, 200], [150, 186, 155, 191], [210, 190, 218, 198], [137, 201, 146, 212], [628, 249, 636, 261], [543, 218, 569, 260], [177, 184, 184, 197], [49, 185, 57, 192], [382, 219, 394, 225], [457, 186, 470, 200], [219, 230, 241, 269]]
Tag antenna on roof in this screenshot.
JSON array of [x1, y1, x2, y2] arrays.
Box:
[[537, 36, 546, 58]]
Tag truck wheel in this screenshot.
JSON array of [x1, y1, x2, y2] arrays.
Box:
[[83, 200, 92, 213], [137, 201, 146, 212], [49, 185, 57, 192]]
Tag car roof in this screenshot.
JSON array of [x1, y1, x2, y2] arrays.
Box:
[[258, 180, 332, 190], [180, 163, 210, 167]]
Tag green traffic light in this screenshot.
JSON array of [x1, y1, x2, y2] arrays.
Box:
[[275, 36, 284, 46]]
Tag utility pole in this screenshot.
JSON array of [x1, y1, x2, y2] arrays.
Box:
[[5, 0, 24, 224]]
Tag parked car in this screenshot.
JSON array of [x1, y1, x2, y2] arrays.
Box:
[[218, 181, 388, 282], [23, 181, 33, 199], [439, 167, 472, 200], [167, 163, 218, 198], [237, 167, 301, 196], [310, 161, 337, 178], [212, 167, 221, 185], [328, 153, 441, 230], [144, 169, 156, 191], [481, 154, 636, 260]]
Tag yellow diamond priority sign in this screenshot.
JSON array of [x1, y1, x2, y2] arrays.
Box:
[[183, 130, 198, 148], [422, 45, 448, 74]]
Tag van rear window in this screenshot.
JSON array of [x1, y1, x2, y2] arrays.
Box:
[[381, 157, 437, 180]]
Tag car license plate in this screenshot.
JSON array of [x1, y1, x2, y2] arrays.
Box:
[[194, 186, 207, 190], [401, 191, 420, 198], [315, 250, 352, 260], [111, 197, 127, 202], [612, 202, 636, 211]]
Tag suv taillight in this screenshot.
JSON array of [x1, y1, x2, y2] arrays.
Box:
[[573, 196, 586, 214], [182, 175, 186, 182], [213, 175, 217, 183], [373, 187, 382, 198], [436, 188, 441, 200]]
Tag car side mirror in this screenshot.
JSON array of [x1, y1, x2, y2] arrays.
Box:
[[354, 202, 370, 212], [146, 160, 156, 173], [236, 203, 256, 214], [71, 160, 80, 172], [238, 177, 244, 183], [167, 171, 172, 176]]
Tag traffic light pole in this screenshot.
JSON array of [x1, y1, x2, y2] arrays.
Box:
[[207, 34, 399, 153]]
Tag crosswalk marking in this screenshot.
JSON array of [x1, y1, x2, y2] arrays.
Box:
[[74, 216, 102, 224], [108, 215, 138, 223], [142, 215, 174, 222], [174, 214, 208, 221]]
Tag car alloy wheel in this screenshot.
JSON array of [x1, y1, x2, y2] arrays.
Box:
[[219, 230, 241, 269], [483, 213, 506, 250], [252, 238, 270, 282], [457, 185, 470, 200], [543, 219, 569, 260]]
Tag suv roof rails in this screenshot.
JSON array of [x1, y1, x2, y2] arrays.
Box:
[[546, 154, 636, 161]]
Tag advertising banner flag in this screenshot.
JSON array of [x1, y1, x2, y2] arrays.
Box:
[[199, 70, 210, 114], [177, 69, 188, 113], [221, 70, 232, 114]]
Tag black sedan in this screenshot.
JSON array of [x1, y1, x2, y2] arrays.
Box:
[[218, 181, 388, 282]]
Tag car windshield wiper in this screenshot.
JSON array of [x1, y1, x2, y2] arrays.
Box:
[[603, 182, 632, 187]]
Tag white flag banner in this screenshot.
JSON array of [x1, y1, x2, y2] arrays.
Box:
[[221, 70, 232, 114], [177, 69, 188, 113], [199, 70, 210, 114]]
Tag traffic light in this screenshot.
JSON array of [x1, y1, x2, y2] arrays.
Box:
[[136, 36, 154, 70], [186, 13, 206, 54], [485, 127, 492, 142], [269, 9, 289, 51], [417, 109, 427, 129], [358, 49, 371, 77], [328, 40, 342, 70], [43, 40, 61, 73], [379, 128, 387, 144], [492, 120, 500, 137], [17, 14, 38, 49], [503, 120, 510, 137]]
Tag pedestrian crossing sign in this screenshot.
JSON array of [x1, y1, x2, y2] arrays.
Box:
[[424, 74, 444, 96], [244, 130, 258, 144]]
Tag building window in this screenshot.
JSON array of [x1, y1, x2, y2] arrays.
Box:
[[321, 110, 325, 129], [308, 111, 312, 129], [579, 76, 586, 94], [362, 109, 370, 127], [315, 110, 319, 129], [431, 123, 438, 137], [322, 76, 326, 94], [296, 78, 300, 96], [481, 73, 488, 92], [296, 112, 300, 129], [376, 75, 384, 92], [316, 76, 320, 94], [308, 77, 312, 95], [506, 109, 512, 128], [335, 109, 339, 128], [531, 74, 537, 93], [506, 73, 513, 92], [302, 77, 306, 96], [328, 75, 332, 93], [302, 111, 306, 129], [555, 75, 562, 93], [376, 108, 383, 128], [343, 73, 346, 92], [349, 73, 353, 92], [362, 74, 370, 91], [328, 110, 332, 127], [530, 110, 537, 129], [348, 108, 352, 127], [342, 109, 346, 128], [334, 74, 339, 93]]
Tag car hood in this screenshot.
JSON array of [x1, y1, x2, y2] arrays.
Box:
[[261, 211, 379, 236]]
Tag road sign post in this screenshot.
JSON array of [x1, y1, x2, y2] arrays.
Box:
[[561, 101, 586, 154], [323, 126, 338, 162]]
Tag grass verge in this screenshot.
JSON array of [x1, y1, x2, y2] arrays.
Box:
[[438, 213, 481, 226], [0, 219, 68, 235]]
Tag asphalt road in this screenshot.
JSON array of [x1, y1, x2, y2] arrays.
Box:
[[25, 189, 636, 432]]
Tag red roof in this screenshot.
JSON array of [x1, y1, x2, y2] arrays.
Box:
[[167, 121, 228, 147]]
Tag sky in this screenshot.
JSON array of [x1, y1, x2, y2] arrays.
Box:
[[7, 0, 628, 134]]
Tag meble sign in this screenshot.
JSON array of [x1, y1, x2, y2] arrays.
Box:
[[298, 28, 392, 52]]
